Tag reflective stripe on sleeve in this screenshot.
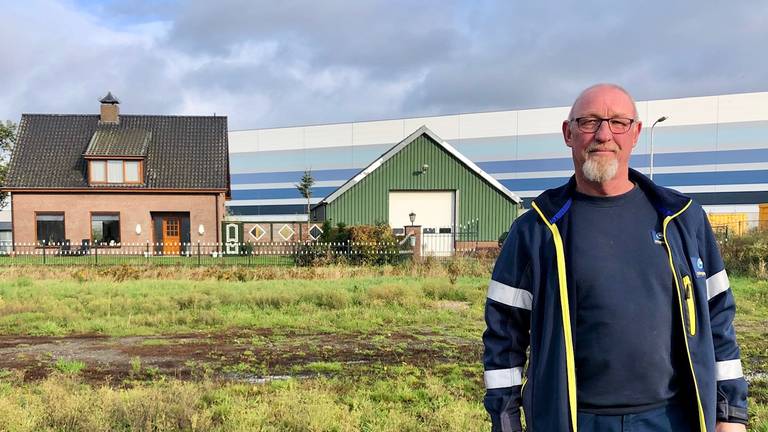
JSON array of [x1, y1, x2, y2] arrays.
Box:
[[706, 269, 729, 301], [487, 280, 532, 310], [484, 367, 524, 389], [716, 359, 743, 381]]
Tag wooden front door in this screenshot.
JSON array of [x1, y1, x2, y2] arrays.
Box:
[[162, 217, 181, 255]]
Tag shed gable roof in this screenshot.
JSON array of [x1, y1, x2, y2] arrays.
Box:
[[317, 126, 521, 205]]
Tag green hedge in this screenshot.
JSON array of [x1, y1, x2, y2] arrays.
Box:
[[720, 229, 768, 279]]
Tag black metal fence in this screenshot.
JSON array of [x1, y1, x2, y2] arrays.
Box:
[[0, 241, 410, 267], [710, 219, 768, 245]]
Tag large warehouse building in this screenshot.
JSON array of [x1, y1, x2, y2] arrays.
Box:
[[227, 91, 768, 238]]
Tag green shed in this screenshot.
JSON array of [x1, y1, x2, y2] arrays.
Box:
[[312, 127, 521, 246]]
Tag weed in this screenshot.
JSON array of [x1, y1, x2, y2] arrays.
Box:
[[53, 358, 86, 375], [129, 356, 142, 376]]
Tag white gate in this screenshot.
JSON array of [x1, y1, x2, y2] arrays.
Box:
[[388, 191, 456, 257]]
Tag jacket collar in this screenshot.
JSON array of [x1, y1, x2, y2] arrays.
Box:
[[531, 168, 691, 224]]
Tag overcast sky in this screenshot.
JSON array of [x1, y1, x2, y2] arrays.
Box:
[[2, 0, 767, 130]]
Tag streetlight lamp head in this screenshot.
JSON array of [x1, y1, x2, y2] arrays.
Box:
[[409, 212, 416, 224], [657, 116, 668, 123]]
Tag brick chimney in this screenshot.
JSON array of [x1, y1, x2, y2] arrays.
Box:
[[99, 92, 120, 123]]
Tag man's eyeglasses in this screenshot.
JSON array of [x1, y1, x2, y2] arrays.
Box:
[[571, 117, 636, 134]]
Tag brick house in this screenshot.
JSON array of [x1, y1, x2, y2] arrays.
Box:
[[3, 93, 230, 254]]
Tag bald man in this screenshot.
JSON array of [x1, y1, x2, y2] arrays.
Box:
[[483, 84, 748, 432]]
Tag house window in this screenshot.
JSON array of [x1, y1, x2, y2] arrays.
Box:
[[89, 160, 142, 184], [125, 161, 140, 182], [36, 213, 64, 245], [90, 160, 106, 182], [107, 160, 123, 183], [92, 214, 120, 245]]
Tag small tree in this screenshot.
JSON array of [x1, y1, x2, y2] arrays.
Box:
[[0, 121, 17, 210], [295, 169, 315, 240]]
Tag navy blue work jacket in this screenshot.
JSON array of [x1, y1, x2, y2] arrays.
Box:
[[483, 169, 748, 431]]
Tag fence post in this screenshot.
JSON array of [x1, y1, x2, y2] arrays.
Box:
[[197, 241, 201, 267], [146, 241, 150, 264], [476, 219, 480, 251], [42, 242, 46, 265], [94, 244, 98, 266]]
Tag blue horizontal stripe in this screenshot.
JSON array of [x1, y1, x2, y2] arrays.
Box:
[[634, 148, 768, 167], [229, 144, 391, 174], [478, 158, 573, 173], [655, 169, 768, 186], [231, 169, 360, 184], [477, 148, 768, 175], [232, 186, 339, 200], [228, 205, 307, 215], [499, 177, 569, 191]]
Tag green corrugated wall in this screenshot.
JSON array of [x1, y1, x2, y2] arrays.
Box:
[[324, 134, 519, 241]]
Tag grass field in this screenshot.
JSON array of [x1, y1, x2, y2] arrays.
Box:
[[0, 265, 764, 431]]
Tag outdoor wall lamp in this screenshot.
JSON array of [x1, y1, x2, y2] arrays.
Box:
[[198, 224, 205, 236], [409, 212, 416, 224], [421, 164, 429, 173], [135, 224, 142, 235]]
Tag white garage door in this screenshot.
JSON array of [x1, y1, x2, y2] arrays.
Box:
[[389, 191, 456, 256]]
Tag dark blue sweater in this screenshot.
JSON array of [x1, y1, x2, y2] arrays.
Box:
[[567, 185, 681, 414]]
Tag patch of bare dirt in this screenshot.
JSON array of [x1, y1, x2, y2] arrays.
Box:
[[0, 330, 481, 385]]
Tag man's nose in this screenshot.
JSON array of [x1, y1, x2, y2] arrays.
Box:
[[594, 120, 613, 142]]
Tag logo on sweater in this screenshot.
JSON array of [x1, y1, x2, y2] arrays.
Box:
[[650, 230, 664, 245], [691, 256, 706, 278]]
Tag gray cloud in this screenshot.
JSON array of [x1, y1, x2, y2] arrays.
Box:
[[1, 0, 767, 130]]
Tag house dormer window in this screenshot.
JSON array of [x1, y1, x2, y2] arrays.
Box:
[[89, 159, 143, 184]]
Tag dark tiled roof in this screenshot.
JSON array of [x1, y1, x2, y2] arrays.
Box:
[[6, 114, 229, 190], [85, 127, 151, 157]]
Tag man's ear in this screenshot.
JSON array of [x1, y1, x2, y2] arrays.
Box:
[[562, 120, 573, 148], [632, 121, 643, 148]]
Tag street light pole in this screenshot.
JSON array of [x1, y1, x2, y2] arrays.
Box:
[[650, 116, 668, 181]]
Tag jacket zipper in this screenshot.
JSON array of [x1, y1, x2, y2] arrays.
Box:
[[662, 200, 706, 432], [531, 202, 577, 432]]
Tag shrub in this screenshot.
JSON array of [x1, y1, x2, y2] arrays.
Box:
[[292, 242, 333, 267], [720, 229, 768, 279], [294, 222, 400, 266]]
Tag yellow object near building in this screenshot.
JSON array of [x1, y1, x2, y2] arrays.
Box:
[[707, 213, 748, 236], [760, 204, 768, 230]]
